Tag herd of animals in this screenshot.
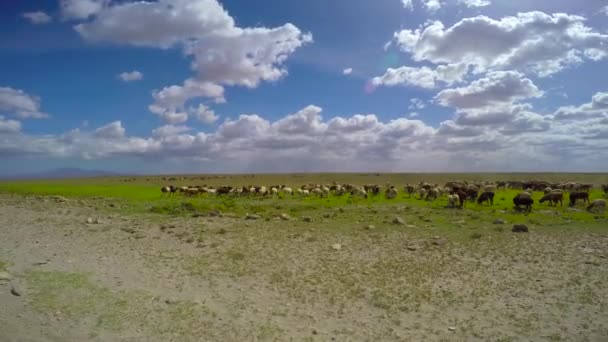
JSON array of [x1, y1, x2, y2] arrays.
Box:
[[160, 180, 608, 213]]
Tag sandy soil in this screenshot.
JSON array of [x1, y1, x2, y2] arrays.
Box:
[[1, 193, 607, 341]]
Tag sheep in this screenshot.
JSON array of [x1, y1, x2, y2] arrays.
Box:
[[312, 188, 324, 197], [385, 186, 398, 199], [283, 187, 293, 196], [161, 185, 177, 196], [543, 187, 553, 195], [513, 192, 533, 212], [587, 199, 606, 213], [418, 188, 428, 200], [404, 184, 415, 197], [350, 187, 367, 198], [271, 187, 279, 196], [483, 184, 496, 192], [477, 191, 495, 205], [540, 191, 563, 207], [426, 188, 440, 201], [302, 189, 310, 196], [447, 194, 460, 208]]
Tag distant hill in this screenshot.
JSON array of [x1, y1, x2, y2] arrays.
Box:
[[0, 167, 126, 179]]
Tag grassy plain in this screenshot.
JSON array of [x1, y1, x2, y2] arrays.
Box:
[[1, 173, 607, 341]]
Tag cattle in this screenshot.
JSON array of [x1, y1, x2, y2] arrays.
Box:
[[569, 192, 590, 206], [601, 184, 608, 195], [477, 191, 494, 205], [540, 192, 563, 207], [513, 192, 533, 212]]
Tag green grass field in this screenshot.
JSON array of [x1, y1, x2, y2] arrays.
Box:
[[1, 173, 606, 238]]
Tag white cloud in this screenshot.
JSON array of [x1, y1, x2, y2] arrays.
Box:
[[458, 0, 490, 8], [94, 121, 126, 139], [602, 6, 608, 16], [0, 87, 49, 119], [372, 63, 468, 89], [423, 0, 443, 12], [402, 0, 414, 11], [192, 104, 219, 124], [149, 79, 225, 123], [435, 71, 543, 108], [554, 91, 608, 120], [118, 71, 143, 82], [393, 12, 608, 77], [61, 0, 108, 20], [409, 112, 420, 118], [22, 11, 52, 24], [343, 68, 353, 75], [72, 0, 311, 123], [152, 125, 191, 138], [409, 98, 426, 110], [1, 102, 607, 171], [0, 116, 21, 133]]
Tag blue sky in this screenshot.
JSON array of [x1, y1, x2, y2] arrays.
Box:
[[1, 0, 608, 174]]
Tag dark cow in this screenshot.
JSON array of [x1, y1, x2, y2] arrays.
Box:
[[569, 192, 590, 206], [513, 192, 533, 212], [477, 191, 494, 205], [540, 192, 563, 207]]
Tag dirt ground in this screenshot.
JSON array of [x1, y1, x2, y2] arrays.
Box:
[[1, 193, 607, 341]]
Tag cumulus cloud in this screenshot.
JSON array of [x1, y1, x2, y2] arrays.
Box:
[[343, 68, 353, 75], [423, 0, 443, 12], [61, 0, 108, 20], [72, 0, 311, 124], [409, 98, 426, 110], [152, 125, 191, 138], [373, 63, 468, 89], [402, 0, 414, 11], [554, 91, 608, 120], [0, 116, 21, 133], [1, 102, 607, 171], [0, 87, 49, 119], [94, 121, 126, 139], [435, 71, 543, 108], [458, 0, 490, 8], [392, 12, 608, 77], [22, 11, 52, 24], [192, 104, 219, 124], [117, 70, 143, 82]]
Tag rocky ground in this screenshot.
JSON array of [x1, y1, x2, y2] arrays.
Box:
[[1, 193, 607, 341]]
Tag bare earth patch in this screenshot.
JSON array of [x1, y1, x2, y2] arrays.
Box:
[[0, 193, 607, 341]]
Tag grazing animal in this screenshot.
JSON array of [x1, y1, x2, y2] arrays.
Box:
[[161, 185, 177, 196], [418, 188, 428, 200], [426, 188, 440, 201], [513, 192, 534, 212], [447, 194, 460, 208], [569, 192, 590, 206], [453, 190, 467, 208], [477, 191, 494, 205], [404, 185, 415, 197], [540, 192, 563, 207], [602, 184, 608, 195], [283, 187, 293, 196], [385, 186, 398, 199], [543, 187, 553, 195], [587, 199, 607, 212]]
